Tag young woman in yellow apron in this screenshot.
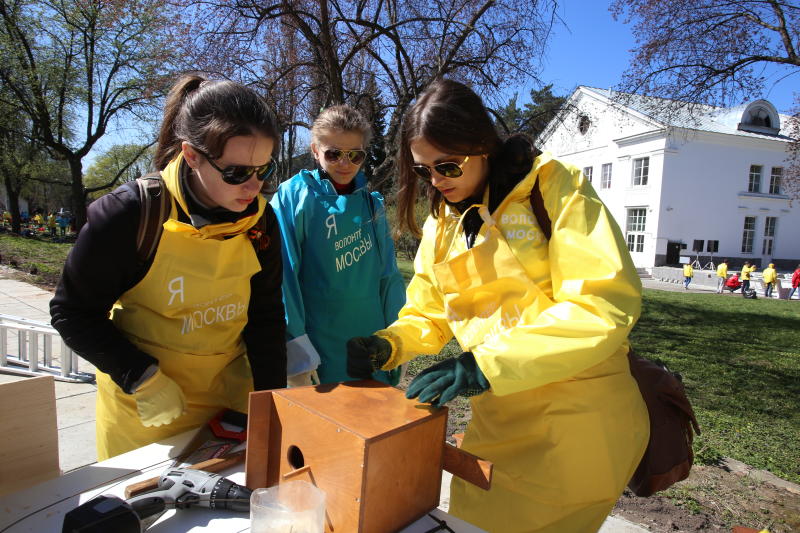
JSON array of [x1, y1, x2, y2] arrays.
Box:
[[347, 79, 649, 532], [51, 75, 287, 460]]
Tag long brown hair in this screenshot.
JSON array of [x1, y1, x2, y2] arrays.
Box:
[[154, 74, 280, 170], [396, 79, 537, 237]]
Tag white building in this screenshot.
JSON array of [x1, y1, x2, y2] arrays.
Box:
[[538, 87, 800, 272]]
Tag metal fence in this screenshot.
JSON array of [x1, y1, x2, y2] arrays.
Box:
[[0, 314, 94, 383]]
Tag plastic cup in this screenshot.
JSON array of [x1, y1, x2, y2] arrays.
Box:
[[250, 480, 326, 533]]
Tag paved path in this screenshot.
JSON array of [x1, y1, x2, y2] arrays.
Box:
[[0, 273, 647, 532], [0, 275, 98, 473]]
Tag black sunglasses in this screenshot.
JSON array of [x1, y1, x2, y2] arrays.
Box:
[[323, 148, 367, 165], [411, 156, 471, 181], [197, 148, 276, 185]]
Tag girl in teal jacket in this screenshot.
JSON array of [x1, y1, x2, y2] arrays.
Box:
[[270, 105, 405, 385]]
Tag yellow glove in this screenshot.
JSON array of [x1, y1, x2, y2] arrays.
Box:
[[133, 369, 186, 427]]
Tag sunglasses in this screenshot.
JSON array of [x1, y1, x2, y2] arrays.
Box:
[[197, 148, 276, 185], [411, 156, 470, 181], [323, 148, 367, 166]]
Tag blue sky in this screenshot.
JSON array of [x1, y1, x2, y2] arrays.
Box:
[[519, 2, 798, 114]]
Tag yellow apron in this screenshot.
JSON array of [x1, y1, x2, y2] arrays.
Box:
[[432, 201, 647, 532], [96, 155, 264, 460]]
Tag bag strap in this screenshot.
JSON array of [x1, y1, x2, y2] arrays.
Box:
[[529, 178, 551, 241], [135, 174, 170, 264]]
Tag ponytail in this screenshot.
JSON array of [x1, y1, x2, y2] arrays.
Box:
[[487, 133, 540, 212], [153, 73, 280, 171], [154, 74, 206, 171]]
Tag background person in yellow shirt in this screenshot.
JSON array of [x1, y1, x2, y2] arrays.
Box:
[[716, 259, 728, 293], [741, 261, 755, 296], [683, 262, 694, 289], [762, 263, 777, 298], [47, 212, 57, 236]]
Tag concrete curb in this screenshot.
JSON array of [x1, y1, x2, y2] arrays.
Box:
[[721, 457, 800, 495]]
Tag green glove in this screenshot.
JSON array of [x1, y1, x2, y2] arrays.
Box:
[[405, 352, 489, 407], [133, 369, 186, 427], [346, 336, 393, 379]]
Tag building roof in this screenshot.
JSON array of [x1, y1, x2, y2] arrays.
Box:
[[579, 87, 794, 142]]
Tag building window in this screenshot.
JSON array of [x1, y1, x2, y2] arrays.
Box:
[[769, 167, 782, 195], [583, 166, 593, 183], [762, 216, 776, 255], [626, 208, 646, 253], [601, 163, 612, 189], [741, 216, 755, 253], [578, 114, 591, 135], [632, 157, 649, 186], [748, 165, 761, 193]]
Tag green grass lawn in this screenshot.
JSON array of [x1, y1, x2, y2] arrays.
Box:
[[397, 252, 800, 484], [396, 255, 414, 283], [631, 290, 800, 483], [0, 232, 71, 287]]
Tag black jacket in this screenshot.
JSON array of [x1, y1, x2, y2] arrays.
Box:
[[50, 180, 287, 393]]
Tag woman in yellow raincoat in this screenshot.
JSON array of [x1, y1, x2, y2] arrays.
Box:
[[51, 75, 287, 459], [347, 79, 649, 532]]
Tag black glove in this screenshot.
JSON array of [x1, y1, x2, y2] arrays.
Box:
[[405, 351, 489, 408], [346, 336, 393, 380]]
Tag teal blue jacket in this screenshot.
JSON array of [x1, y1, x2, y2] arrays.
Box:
[[270, 169, 405, 384]]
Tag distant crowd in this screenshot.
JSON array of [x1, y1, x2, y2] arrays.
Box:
[[1, 209, 74, 238], [682, 259, 800, 299]]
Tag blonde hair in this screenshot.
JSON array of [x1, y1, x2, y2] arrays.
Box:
[[311, 105, 372, 146]]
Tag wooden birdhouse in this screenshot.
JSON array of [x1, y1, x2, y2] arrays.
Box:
[[245, 380, 449, 532]]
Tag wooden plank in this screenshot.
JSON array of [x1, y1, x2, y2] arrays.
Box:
[[442, 443, 493, 491], [245, 390, 273, 490], [0, 376, 60, 497]]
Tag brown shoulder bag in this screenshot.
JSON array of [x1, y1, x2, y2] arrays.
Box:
[[626, 350, 701, 496]]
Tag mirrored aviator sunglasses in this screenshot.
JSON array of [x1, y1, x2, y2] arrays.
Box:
[[199, 149, 277, 185], [411, 156, 470, 181], [323, 148, 367, 165]]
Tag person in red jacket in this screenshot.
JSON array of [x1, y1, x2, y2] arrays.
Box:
[[724, 273, 742, 293], [789, 264, 800, 300]]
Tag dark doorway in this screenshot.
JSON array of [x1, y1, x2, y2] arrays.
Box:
[[666, 241, 682, 265]]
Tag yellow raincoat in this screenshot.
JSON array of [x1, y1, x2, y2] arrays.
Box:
[[683, 264, 694, 278], [763, 265, 776, 283], [379, 153, 648, 532], [95, 154, 265, 459]]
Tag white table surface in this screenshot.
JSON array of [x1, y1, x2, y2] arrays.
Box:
[[0, 430, 485, 532]]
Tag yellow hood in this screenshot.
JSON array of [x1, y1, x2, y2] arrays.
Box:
[[159, 154, 265, 239]]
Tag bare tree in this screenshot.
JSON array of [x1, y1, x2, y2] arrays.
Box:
[[0, 0, 179, 229], [610, 0, 800, 196], [181, 0, 559, 189]]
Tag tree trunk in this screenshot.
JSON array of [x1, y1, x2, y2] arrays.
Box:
[[3, 174, 22, 234], [68, 157, 87, 231]]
